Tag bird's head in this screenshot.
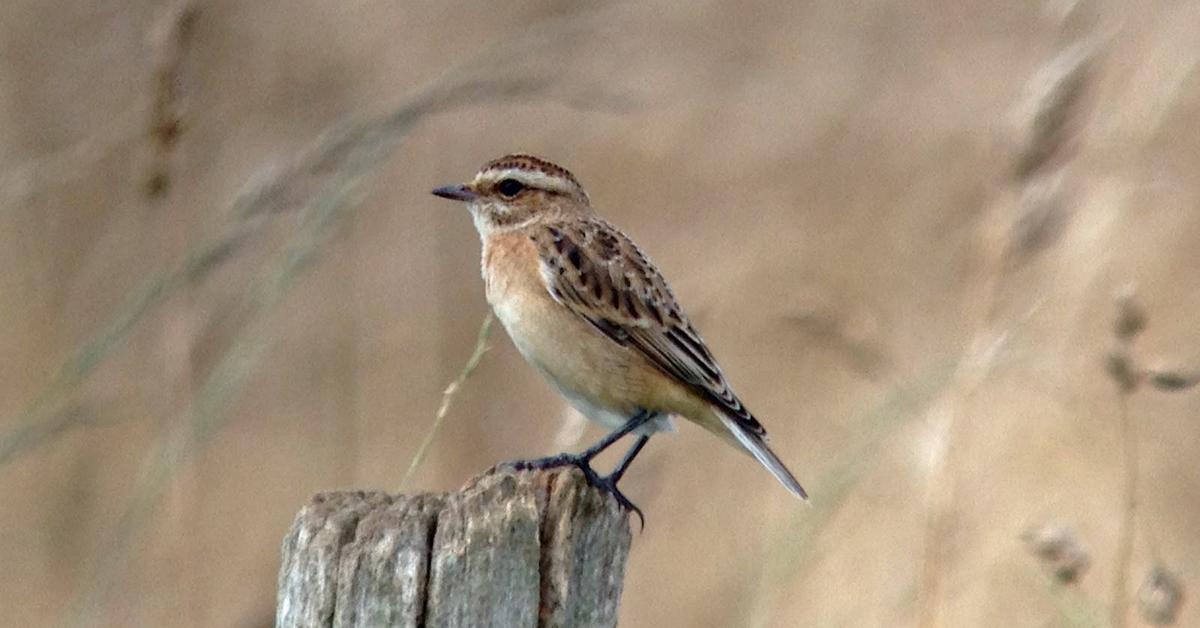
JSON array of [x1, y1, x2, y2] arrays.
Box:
[[433, 154, 592, 236]]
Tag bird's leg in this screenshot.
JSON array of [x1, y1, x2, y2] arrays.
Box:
[[505, 410, 656, 525], [591, 434, 651, 528], [510, 409, 654, 471], [605, 434, 650, 486], [576, 409, 655, 461]]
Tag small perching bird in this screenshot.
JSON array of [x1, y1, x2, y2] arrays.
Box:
[[433, 154, 806, 522]]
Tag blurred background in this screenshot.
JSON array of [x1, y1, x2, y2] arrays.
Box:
[[2, 1, 1197, 626]]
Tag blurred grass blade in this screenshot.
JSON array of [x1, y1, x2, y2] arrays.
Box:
[[399, 312, 495, 491]]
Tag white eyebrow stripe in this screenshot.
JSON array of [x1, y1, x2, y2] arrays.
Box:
[[476, 168, 584, 198]]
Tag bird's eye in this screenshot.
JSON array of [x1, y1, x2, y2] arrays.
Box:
[[497, 178, 526, 198]]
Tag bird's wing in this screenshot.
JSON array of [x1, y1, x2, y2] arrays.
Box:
[[529, 218, 766, 438]]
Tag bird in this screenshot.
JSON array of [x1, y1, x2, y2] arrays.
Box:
[[433, 154, 806, 522]]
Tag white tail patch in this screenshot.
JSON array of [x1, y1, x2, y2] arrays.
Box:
[[720, 414, 809, 501]]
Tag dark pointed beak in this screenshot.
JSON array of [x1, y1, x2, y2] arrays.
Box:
[[431, 183, 477, 202]]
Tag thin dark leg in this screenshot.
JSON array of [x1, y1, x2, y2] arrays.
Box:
[[592, 434, 652, 529], [504, 410, 657, 527], [510, 409, 655, 471], [607, 434, 650, 486], [577, 410, 655, 460]]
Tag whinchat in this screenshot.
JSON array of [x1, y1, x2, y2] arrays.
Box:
[[433, 154, 806, 520]]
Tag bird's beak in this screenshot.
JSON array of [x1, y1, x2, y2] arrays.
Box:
[[431, 183, 477, 202]]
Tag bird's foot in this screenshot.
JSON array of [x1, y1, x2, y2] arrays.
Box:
[[499, 454, 645, 529], [589, 472, 645, 530]]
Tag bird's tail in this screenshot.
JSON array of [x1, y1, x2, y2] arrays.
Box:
[[719, 414, 808, 501]]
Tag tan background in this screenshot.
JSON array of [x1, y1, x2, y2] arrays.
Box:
[[2, 1, 1197, 626]]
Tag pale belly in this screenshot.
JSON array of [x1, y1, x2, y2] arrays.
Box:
[[488, 279, 674, 434]]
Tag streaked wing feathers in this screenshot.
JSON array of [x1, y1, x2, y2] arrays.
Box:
[[530, 219, 765, 437]]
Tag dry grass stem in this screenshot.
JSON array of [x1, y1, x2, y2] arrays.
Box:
[[143, 1, 199, 198], [1104, 288, 1193, 628], [1107, 288, 1144, 628], [1012, 41, 1095, 179], [917, 34, 1096, 627], [742, 361, 957, 626], [399, 312, 495, 491]]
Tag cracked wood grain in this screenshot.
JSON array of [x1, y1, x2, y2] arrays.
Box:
[[277, 467, 632, 628]]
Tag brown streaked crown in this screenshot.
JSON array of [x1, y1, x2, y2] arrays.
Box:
[[471, 154, 590, 206], [479, 154, 583, 189]]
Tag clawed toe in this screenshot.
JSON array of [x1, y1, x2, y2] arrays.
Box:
[[576, 471, 644, 529], [498, 456, 645, 528], [593, 475, 645, 530]]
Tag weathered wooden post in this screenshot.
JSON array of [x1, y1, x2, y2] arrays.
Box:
[[276, 467, 632, 628]]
